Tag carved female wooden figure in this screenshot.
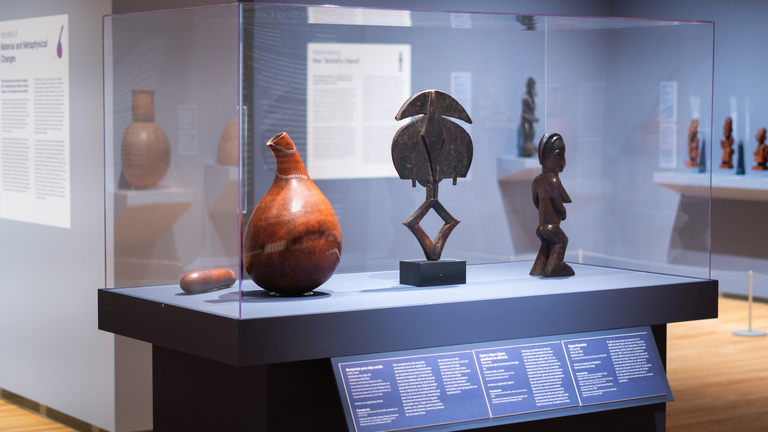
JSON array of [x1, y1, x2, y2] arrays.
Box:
[[530, 133, 574, 277]]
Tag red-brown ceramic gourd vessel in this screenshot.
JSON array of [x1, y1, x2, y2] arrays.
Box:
[[121, 90, 170, 188], [242, 132, 342, 295]]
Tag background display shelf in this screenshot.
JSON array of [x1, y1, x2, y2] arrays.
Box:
[[654, 170, 768, 201]]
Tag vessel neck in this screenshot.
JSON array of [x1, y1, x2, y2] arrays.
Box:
[[267, 132, 309, 178], [132, 90, 155, 122]]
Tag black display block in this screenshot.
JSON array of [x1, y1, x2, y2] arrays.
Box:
[[400, 259, 466, 286]]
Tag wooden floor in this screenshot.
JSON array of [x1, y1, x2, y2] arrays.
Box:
[[0, 400, 76, 432], [0, 296, 766, 432], [666, 295, 768, 432]]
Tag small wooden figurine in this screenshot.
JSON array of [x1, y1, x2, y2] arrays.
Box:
[[720, 117, 734, 169], [530, 133, 574, 278], [754, 127, 768, 170], [518, 78, 539, 157], [685, 119, 699, 168]]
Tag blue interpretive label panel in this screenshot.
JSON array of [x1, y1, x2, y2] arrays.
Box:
[[563, 332, 667, 405], [336, 350, 490, 432], [332, 327, 669, 432], [474, 342, 577, 417]]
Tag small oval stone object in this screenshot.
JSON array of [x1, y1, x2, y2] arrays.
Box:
[[180, 269, 237, 294]]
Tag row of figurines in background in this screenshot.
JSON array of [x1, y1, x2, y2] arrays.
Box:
[[686, 117, 768, 171]]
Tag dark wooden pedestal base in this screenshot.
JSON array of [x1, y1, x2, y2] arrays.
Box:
[[152, 339, 666, 432], [153, 346, 346, 432]]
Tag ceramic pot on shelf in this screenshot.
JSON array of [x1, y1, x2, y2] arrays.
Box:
[[217, 117, 239, 166], [120, 90, 170, 189], [242, 132, 342, 296]]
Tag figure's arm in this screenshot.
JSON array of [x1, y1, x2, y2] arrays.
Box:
[[524, 111, 539, 123], [522, 97, 538, 122], [549, 176, 568, 219], [531, 182, 540, 210]]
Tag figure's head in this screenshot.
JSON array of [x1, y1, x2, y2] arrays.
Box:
[[724, 117, 732, 135], [526, 77, 536, 94], [758, 128, 766, 143], [538, 132, 566, 172]]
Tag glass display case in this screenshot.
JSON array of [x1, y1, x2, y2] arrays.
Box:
[[103, 4, 715, 320]]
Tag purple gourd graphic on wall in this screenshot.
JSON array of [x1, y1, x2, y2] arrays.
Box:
[[57, 25, 63, 58]]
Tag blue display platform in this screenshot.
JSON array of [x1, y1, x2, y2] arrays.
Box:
[[98, 262, 717, 431], [99, 262, 716, 366]]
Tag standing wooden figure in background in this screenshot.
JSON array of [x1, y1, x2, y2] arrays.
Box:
[[530, 133, 574, 278], [686, 119, 699, 168], [754, 127, 768, 170], [720, 117, 734, 169], [518, 77, 539, 157]]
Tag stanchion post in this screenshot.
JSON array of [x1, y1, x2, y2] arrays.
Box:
[[733, 270, 767, 337]]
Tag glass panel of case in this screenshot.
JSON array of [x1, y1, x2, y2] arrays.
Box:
[[104, 5, 241, 313], [104, 4, 714, 318]]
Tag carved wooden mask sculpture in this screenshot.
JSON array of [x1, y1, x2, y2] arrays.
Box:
[[392, 89, 473, 260]]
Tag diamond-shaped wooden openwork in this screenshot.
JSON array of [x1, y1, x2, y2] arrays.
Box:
[[403, 188, 460, 260]]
